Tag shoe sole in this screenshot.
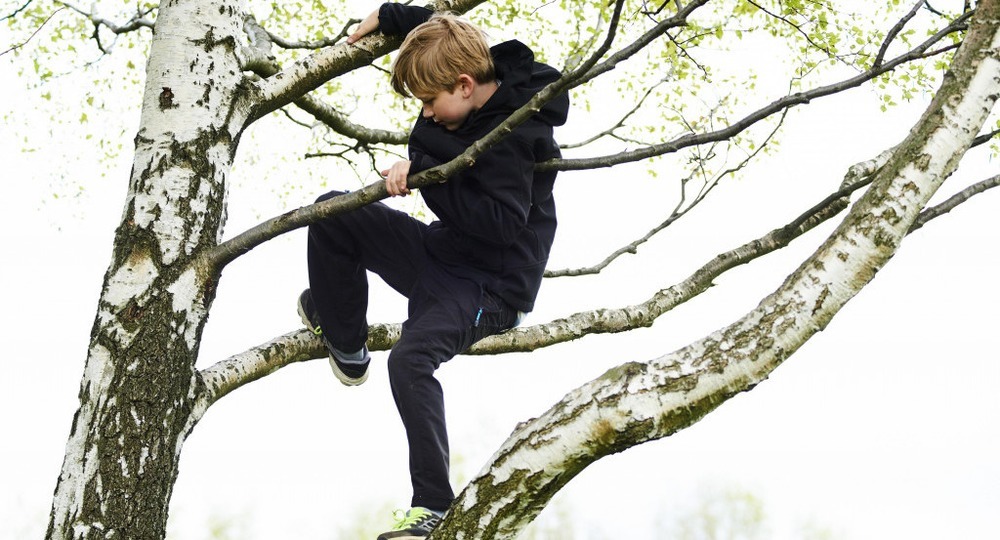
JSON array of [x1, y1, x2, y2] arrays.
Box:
[[300, 295, 368, 387], [329, 356, 369, 387]]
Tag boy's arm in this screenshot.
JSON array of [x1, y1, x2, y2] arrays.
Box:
[[411, 133, 536, 248], [346, 3, 432, 43]]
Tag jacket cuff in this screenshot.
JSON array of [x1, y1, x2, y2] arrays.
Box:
[[378, 3, 434, 36]]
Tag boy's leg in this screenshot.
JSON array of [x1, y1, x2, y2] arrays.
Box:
[[388, 267, 518, 512], [306, 190, 429, 354]]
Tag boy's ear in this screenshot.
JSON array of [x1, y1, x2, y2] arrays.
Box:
[[457, 74, 475, 98]]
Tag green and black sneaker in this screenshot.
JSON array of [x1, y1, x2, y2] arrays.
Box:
[[297, 288, 370, 386], [377, 508, 442, 540], [297, 289, 323, 336]]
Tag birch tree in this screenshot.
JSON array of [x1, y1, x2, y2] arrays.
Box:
[[3, 0, 996, 538]]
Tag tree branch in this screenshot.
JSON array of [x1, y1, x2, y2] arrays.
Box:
[[241, 31, 406, 147], [198, 136, 997, 406], [266, 18, 359, 49], [745, 0, 840, 59], [539, 10, 973, 173], [240, 15, 408, 145], [207, 0, 707, 274], [1, 0, 33, 22], [0, 5, 64, 57], [293, 93, 408, 145], [559, 76, 671, 150], [910, 173, 1000, 232], [198, 145, 882, 402], [55, 0, 154, 53], [250, 0, 490, 120], [874, 0, 925, 68], [545, 106, 789, 278]]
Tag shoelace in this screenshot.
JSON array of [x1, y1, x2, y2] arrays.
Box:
[[390, 509, 438, 532]]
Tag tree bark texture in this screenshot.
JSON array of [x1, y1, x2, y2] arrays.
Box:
[[46, 0, 252, 537], [428, 2, 1000, 537]]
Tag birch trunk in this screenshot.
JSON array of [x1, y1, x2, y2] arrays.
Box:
[[45, 0, 251, 537], [430, 2, 1000, 537]]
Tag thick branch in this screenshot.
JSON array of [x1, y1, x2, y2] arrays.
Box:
[[250, 0, 490, 120], [241, 15, 408, 145], [293, 93, 408, 145], [207, 0, 707, 274], [198, 149, 883, 403], [198, 137, 997, 406]]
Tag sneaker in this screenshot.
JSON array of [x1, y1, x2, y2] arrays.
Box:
[[298, 289, 370, 386], [328, 349, 370, 387], [297, 289, 323, 336], [377, 508, 442, 540]]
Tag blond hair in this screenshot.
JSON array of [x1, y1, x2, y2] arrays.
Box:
[[391, 13, 495, 98]]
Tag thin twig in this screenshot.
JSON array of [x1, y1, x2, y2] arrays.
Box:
[[542, 10, 973, 172], [745, 0, 838, 59], [0, 6, 65, 57], [545, 107, 789, 278], [1, 0, 33, 23], [267, 18, 359, 49], [874, 0, 925, 68], [560, 76, 670, 149], [910, 174, 1000, 232]]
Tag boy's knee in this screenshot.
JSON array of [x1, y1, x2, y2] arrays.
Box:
[[387, 347, 442, 385]]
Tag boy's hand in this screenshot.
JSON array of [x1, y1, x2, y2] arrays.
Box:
[[382, 160, 412, 197], [346, 8, 380, 44]]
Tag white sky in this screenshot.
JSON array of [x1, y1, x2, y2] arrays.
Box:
[[1, 3, 999, 539]]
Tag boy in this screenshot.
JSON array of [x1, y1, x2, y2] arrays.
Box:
[[298, 3, 569, 538]]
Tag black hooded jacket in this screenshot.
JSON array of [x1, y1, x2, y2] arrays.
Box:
[[378, 3, 570, 312]]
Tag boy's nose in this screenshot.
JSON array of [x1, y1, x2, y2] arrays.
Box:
[[421, 104, 433, 118]]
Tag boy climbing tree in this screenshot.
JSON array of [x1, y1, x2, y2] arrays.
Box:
[[296, 3, 569, 538]]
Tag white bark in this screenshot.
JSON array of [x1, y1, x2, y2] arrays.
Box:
[[47, 0, 253, 537]]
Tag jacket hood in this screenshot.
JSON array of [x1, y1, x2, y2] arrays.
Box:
[[457, 40, 569, 135]]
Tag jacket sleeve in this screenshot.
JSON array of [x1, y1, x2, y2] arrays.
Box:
[[415, 132, 536, 248], [378, 3, 434, 36]]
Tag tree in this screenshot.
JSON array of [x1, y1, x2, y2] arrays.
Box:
[[3, 0, 996, 538]]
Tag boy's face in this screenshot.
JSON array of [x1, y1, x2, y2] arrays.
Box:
[[416, 77, 477, 131]]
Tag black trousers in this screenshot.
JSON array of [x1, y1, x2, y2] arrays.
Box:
[[307, 190, 518, 512]]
